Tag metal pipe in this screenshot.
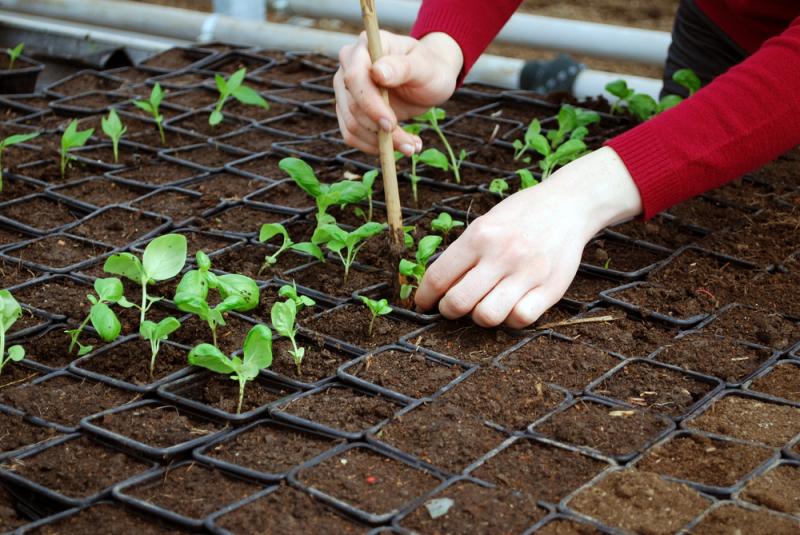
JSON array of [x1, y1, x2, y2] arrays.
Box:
[[281, 0, 671, 65]]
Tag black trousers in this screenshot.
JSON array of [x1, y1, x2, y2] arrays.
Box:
[[661, 0, 748, 98]]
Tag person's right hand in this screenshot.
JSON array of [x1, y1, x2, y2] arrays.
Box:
[[334, 30, 464, 156]]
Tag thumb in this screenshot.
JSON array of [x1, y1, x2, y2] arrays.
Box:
[[370, 48, 435, 89]]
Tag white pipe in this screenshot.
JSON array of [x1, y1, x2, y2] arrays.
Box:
[[282, 0, 671, 66]]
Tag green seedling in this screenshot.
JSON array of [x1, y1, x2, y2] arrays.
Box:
[[312, 222, 385, 284], [258, 223, 324, 275], [0, 132, 39, 193], [489, 178, 509, 198], [278, 282, 316, 311], [101, 108, 126, 163], [65, 277, 135, 356], [515, 120, 587, 179], [279, 157, 369, 224], [174, 251, 260, 348], [6, 43, 23, 70], [359, 296, 391, 337], [353, 169, 378, 222], [413, 108, 466, 184], [673, 68, 701, 96], [399, 235, 442, 300], [546, 105, 599, 149], [399, 124, 449, 205], [188, 324, 272, 414], [0, 290, 24, 375], [209, 67, 269, 126], [104, 233, 187, 326], [430, 212, 464, 243], [516, 169, 539, 190], [271, 299, 305, 375], [605, 78, 690, 122], [133, 83, 166, 145], [140, 316, 181, 380], [60, 119, 94, 179]]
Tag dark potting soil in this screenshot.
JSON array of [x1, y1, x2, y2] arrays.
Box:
[[0, 411, 59, 456], [162, 88, 218, 110], [112, 159, 199, 186], [568, 469, 710, 535], [57, 92, 128, 112], [213, 127, 288, 153], [266, 87, 331, 105], [4, 436, 151, 500], [72, 145, 138, 168], [167, 145, 246, 169], [127, 463, 260, 520], [554, 307, 678, 358], [68, 207, 165, 247], [440, 192, 498, 218], [399, 183, 470, 213], [754, 156, 800, 195], [170, 313, 255, 355], [590, 361, 715, 418], [79, 338, 190, 386], [0, 365, 41, 394], [706, 177, 776, 211], [54, 178, 149, 207], [7, 308, 47, 336], [0, 196, 85, 232], [471, 438, 608, 504], [685, 395, 800, 447], [562, 272, 618, 304], [400, 480, 547, 535], [214, 484, 364, 535], [274, 386, 398, 434], [748, 362, 800, 403], [439, 94, 493, 116], [156, 72, 209, 89], [0, 258, 40, 287], [608, 215, 702, 250], [276, 138, 346, 160], [256, 62, 331, 85], [25, 502, 189, 534], [533, 400, 670, 458], [444, 114, 521, 141], [500, 336, 620, 394], [690, 503, 800, 534], [535, 517, 606, 535], [703, 305, 800, 350], [172, 112, 251, 137], [5, 145, 46, 169], [653, 332, 774, 384], [16, 156, 106, 184], [2, 373, 136, 427], [127, 126, 202, 149], [131, 189, 215, 224], [666, 196, 747, 232], [303, 304, 418, 350], [206, 422, 337, 474], [493, 101, 560, 124], [223, 99, 291, 122], [637, 433, 773, 488], [747, 263, 800, 319], [47, 72, 121, 95], [141, 48, 210, 70], [13, 277, 91, 321], [0, 483, 29, 531], [269, 336, 350, 383], [415, 163, 494, 189], [581, 238, 669, 273], [185, 172, 268, 203], [176, 374, 294, 415], [181, 229, 239, 256], [0, 176, 41, 202], [405, 318, 522, 363], [213, 243, 310, 280], [10, 235, 112, 270], [198, 204, 289, 234], [297, 446, 441, 515], [248, 180, 314, 211], [347, 350, 465, 400], [740, 463, 800, 516], [95, 403, 221, 449], [22, 327, 100, 369]]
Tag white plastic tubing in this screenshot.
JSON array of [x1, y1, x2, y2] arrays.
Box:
[[0, 0, 661, 98]]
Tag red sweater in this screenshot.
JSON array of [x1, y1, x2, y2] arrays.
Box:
[[411, 1, 800, 218]]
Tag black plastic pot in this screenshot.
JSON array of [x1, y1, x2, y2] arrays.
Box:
[[743, 359, 800, 406], [271, 138, 349, 166], [42, 69, 124, 98], [69, 143, 128, 172], [0, 403, 63, 462], [693, 303, 800, 354], [198, 202, 298, 239], [128, 186, 207, 228], [337, 344, 474, 404], [157, 370, 300, 424], [0, 54, 44, 94], [522, 512, 617, 535], [352, 283, 441, 325], [0, 232, 115, 275], [147, 68, 217, 91], [242, 179, 314, 216], [287, 441, 447, 525], [62, 204, 173, 249], [48, 91, 128, 117], [106, 159, 208, 189], [159, 143, 251, 174], [9, 273, 93, 323], [275, 263, 384, 307], [138, 46, 217, 74], [80, 399, 228, 461], [0, 193, 93, 236], [579, 234, 673, 281], [224, 151, 290, 182], [260, 332, 357, 391]]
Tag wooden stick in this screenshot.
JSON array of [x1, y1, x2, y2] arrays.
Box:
[[359, 0, 405, 259], [536, 315, 619, 330]]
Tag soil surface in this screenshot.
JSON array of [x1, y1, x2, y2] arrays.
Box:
[[185, 172, 268, 203], [740, 463, 800, 516], [168, 373, 295, 416], [702, 305, 800, 350], [0, 195, 85, 233], [689, 503, 800, 534], [0, 411, 59, 456], [21, 327, 100, 369], [404, 319, 523, 364], [93, 403, 221, 449], [303, 304, 418, 351], [25, 502, 189, 534], [68, 207, 166, 247], [609, 215, 703, 250], [748, 361, 800, 403], [53, 178, 149, 207], [0, 484, 34, 531]]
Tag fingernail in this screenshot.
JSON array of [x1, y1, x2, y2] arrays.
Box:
[[400, 143, 415, 156], [379, 118, 393, 132], [376, 64, 393, 82], [415, 137, 423, 152]]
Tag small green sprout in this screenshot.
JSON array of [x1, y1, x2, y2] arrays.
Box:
[[258, 223, 324, 275], [312, 222, 385, 284], [140, 316, 181, 379], [133, 83, 166, 145], [174, 251, 260, 348], [545, 105, 599, 149], [605, 76, 696, 122], [516, 169, 539, 190], [278, 282, 316, 311], [353, 169, 378, 222], [0, 132, 39, 193], [359, 296, 392, 337], [6, 43, 23, 70], [271, 299, 305, 375], [103, 233, 187, 326], [209, 67, 269, 126], [188, 324, 273, 414], [398, 124, 450, 205], [399, 235, 442, 300], [0, 290, 25, 375], [603, 258, 612, 270], [673, 68, 701, 96], [413, 108, 467, 184], [279, 157, 369, 224], [101, 109, 126, 163], [516, 120, 587, 179], [430, 212, 464, 243], [65, 277, 135, 356], [60, 119, 94, 179], [489, 178, 509, 198]]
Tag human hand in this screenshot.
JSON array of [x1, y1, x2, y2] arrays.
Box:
[[414, 147, 643, 328], [334, 30, 464, 156]]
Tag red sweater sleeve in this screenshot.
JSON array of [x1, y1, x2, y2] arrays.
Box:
[[607, 16, 800, 218], [410, 0, 522, 82]]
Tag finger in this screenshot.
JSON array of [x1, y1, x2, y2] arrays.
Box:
[[341, 44, 397, 131], [471, 272, 541, 328], [415, 238, 480, 311], [336, 100, 379, 155], [372, 52, 436, 90], [438, 263, 505, 319], [504, 286, 561, 329]]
